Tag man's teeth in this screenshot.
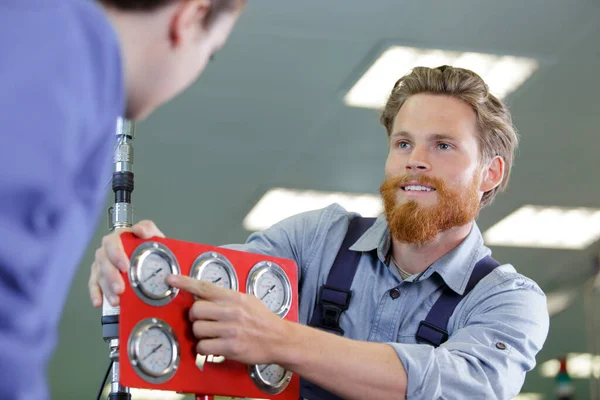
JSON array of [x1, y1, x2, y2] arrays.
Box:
[[403, 185, 434, 192]]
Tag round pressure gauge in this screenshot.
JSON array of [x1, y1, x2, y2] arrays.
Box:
[[129, 241, 180, 306], [248, 363, 292, 394], [190, 252, 238, 291], [128, 318, 180, 384], [246, 261, 292, 318]]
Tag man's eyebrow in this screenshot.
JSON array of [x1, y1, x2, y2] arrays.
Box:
[[390, 131, 412, 140], [429, 133, 457, 142], [390, 131, 457, 141]]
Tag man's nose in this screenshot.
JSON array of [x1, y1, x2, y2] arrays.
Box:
[[405, 145, 431, 172]]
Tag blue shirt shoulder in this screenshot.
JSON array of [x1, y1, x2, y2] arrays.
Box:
[[0, 1, 125, 399]]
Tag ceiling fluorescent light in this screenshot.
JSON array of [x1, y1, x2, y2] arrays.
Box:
[[511, 394, 544, 400], [546, 288, 578, 317], [243, 188, 383, 231], [344, 46, 538, 109], [540, 353, 600, 379], [483, 205, 600, 250], [540, 358, 561, 378]]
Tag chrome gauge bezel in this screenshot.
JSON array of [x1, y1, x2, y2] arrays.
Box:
[[129, 241, 180, 306], [248, 363, 293, 395], [128, 318, 180, 384], [190, 251, 239, 292], [246, 261, 292, 318]]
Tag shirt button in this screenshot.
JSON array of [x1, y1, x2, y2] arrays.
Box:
[[389, 288, 400, 299]]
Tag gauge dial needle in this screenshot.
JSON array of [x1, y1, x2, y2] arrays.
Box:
[[260, 285, 276, 300], [212, 277, 222, 284], [143, 267, 163, 282], [143, 344, 163, 360], [260, 365, 269, 373]]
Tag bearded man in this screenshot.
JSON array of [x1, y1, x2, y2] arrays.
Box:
[[90, 65, 549, 400]]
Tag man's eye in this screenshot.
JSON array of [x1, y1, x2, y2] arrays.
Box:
[[397, 141, 411, 149], [437, 143, 451, 150]]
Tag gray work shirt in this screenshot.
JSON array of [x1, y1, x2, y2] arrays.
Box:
[[225, 203, 549, 399]]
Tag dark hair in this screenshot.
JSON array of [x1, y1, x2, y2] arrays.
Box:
[[99, 0, 242, 28]]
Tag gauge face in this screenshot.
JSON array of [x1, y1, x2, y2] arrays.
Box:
[[190, 252, 238, 292], [249, 363, 292, 394], [247, 262, 292, 318], [129, 242, 180, 306], [137, 326, 173, 376], [258, 364, 286, 384], [128, 318, 180, 384], [200, 262, 233, 288], [256, 270, 286, 312], [139, 253, 170, 298]]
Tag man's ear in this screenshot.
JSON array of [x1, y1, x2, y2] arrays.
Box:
[[169, 0, 211, 48], [480, 155, 505, 193]]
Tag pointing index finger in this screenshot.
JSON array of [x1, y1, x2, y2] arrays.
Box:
[[168, 275, 235, 302]]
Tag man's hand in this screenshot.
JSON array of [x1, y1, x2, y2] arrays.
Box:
[[168, 275, 289, 366], [88, 220, 165, 307]]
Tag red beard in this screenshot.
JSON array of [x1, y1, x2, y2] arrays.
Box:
[[380, 174, 481, 245]]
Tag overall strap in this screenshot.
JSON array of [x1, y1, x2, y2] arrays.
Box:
[[302, 216, 375, 400], [415, 255, 500, 347], [308, 216, 376, 335]]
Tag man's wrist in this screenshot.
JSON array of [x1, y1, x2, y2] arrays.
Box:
[[270, 319, 302, 368]]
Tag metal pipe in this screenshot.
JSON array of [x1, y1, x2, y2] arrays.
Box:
[[101, 117, 135, 400]]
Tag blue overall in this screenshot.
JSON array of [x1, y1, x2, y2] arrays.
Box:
[[300, 217, 500, 400]]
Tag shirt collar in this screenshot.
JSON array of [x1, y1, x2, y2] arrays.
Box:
[[350, 216, 490, 295]]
